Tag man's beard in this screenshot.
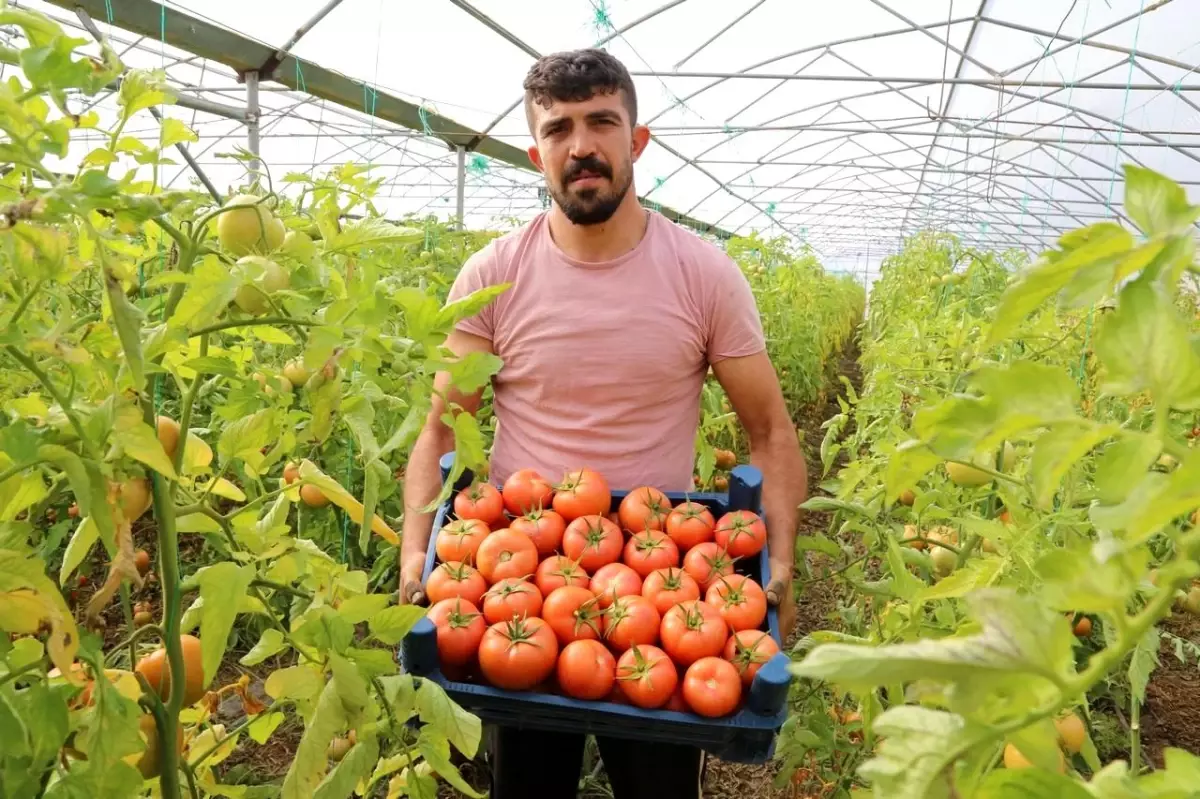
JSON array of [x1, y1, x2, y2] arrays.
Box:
[[550, 155, 633, 226]]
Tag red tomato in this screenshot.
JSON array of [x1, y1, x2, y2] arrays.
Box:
[[616, 644, 677, 709], [682, 542, 734, 591], [602, 594, 661, 652], [502, 468, 555, 516], [617, 486, 672, 533], [660, 600, 728, 668], [590, 562, 643, 608], [723, 629, 781, 687], [682, 657, 742, 717], [435, 518, 490, 564], [535, 555, 590, 595], [714, 510, 767, 558], [557, 639, 616, 701], [553, 468, 611, 521], [705, 574, 767, 632], [478, 617, 559, 691], [665, 684, 689, 712], [542, 586, 604, 646], [427, 597, 486, 667], [425, 561, 487, 607], [475, 529, 538, 584], [481, 577, 543, 625], [623, 530, 680, 578], [454, 482, 506, 527], [665, 501, 715, 551], [509, 508, 566, 557], [562, 515, 623, 572], [641, 567, 701, 615]]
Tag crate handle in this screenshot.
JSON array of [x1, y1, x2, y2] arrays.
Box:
[[439, 452, 476, 491]]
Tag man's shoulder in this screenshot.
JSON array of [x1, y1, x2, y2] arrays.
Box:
[[650, 212, 739, 275], [461, 213, 547, 279]]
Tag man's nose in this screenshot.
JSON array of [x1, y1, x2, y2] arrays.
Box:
[[566, 129, 598, 161]]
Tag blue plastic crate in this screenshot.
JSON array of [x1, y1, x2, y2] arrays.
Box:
[[399, 453, 791, 764]]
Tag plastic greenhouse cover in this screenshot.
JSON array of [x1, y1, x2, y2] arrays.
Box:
[[7, 0, 1200, 281]]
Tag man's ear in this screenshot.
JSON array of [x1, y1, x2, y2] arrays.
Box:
[[527, 144, 545, 173], [631, 124, 651, 162]]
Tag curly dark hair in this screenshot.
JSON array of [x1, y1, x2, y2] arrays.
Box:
[[523, 48, 638, 130]]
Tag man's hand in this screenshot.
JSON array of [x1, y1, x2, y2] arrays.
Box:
[[399, 551, 428, 606], [765, 558, 796, 640]]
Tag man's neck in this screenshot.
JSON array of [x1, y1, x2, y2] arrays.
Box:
[[547, 195, 649, 263]]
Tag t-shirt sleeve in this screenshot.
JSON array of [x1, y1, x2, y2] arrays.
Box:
[[705, 253, 766, 363], [444, 244, 500, 341]]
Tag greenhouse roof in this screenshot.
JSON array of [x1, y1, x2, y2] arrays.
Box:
[[10, 0, 1200, 279]]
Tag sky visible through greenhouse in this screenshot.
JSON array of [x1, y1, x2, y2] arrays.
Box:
[[6, 0, 1200, 282]]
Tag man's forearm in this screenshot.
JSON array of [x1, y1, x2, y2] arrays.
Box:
[[400, 421, 454, 570], [750, 424, 808, 575]]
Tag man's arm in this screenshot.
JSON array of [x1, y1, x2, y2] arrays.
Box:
[[711, 351, 807, 629], [398, 328, 494, 605]]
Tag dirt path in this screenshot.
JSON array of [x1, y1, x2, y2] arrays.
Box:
[[1140, 613, 1200, 765], [701, 343, 863, 799]]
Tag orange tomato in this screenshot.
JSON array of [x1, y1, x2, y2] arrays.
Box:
[[435, 518, 490, 564], [481, 578, 543, 625], [535, 555, 590, 595], [552, 468, 611, 521], [681, 543, 734, 591], [478, 617, 559, 691], [427, 597, 486, 667], [617, 486, 673, 533], [475, 529, 538, 584], [616, 644, 677, 709], [509, 508, 566, 557], [660, 600, 728, 668], [454, 482, 506, 527], [542, 586, 604, 646], [602, 594, 661, 652], [665, 501, 716, 551], [713, 511, 767, 558], [623, 529, 680, 578], [562, 515, 623, 572], [682, 657, 742, 717], [135, 634, 208, 707], [502, 468, 555, 516], [425, 561, 488, 606], [557, 639, 616, 701], [642, 567, 701, 615], [723, 629, 781, 687], [590, 562, 643, 608], [705, 574, 767, 632]]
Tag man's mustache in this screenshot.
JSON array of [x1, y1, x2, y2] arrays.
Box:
[[563, 157, 613, 183]]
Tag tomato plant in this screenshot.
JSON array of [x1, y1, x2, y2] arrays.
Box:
[[0, 13, 495, 797]]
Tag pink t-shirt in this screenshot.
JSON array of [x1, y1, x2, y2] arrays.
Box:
[[445, 211, 765, 492]]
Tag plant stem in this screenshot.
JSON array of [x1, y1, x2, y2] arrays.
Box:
[[172, 334, 207, 479], [0, 657, 47, 688], [104, 623, 164, 666], [1130, 694, 1142, 775], [4, 347, 98, 459], [7, 277, 44, 328], [0, 459, 46, 487], [250, 579, 313, 600], [188, 317, 321, 338]]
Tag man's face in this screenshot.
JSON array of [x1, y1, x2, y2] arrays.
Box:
[[527, 91, 649, 226]]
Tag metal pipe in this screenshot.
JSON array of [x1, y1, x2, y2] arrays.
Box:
[[245, 70, 261, 174], [456, 145, 466, 231], [626, 70, 1195, 91], [447, 0, 540, 58], [673, 0, 767, 69], [265, 0, 345, 75]]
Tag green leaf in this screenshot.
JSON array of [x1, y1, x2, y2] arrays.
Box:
[[168, 258, 240, 331], [1029, 419, 1116, 509], [418, 728, 485, 798], [158, 117, 198, 149], [800, 497, 873, 517], [323, 217, 423, 255], [346, 646, 398, 678], [292, 605, 355, 655], [240, 628, 288, 667], [1123, 165, 1200, 236], [306, 370, 342, 445], [59, 516, 97, 585], [913, 362, 1078, 460], [438, 283, 511, 329], [430, 351, 504, 395], [1128, 627, 1160, 705], [1034, 549, 1135, 614], [1094, 276, 1200, 410], [1138, 747, 1200, 794], [1094, 434, 1160, 506], [196, 562, 253, 685], [449, 410, 487, 472], [104, 267, 146, 391], [342, 397, 380, 464], [182, 356, 239, 377], [369, 605, 424, 646], [337, 594, 391, 625], [885, 536, 921, 602], [415, 677, 481, 757], [1090, 454, 1200, 542], [264, 665, 324, 716], [1007, 717, 1065, 773], [280, 657, 367, 799], [857, 706, 994, 799], [916, 557, 1002, 602], [247, 710, 285, 744], [313, 735, 380, 799], [111, 404, 178, 479], [976, 767, 1092, 798], [795, 535, 842, 558], [790, 589, 1074, 696], [218, 408, 276, 469], [884, 441, 947, 502], [990, 223, 1133, 344], [176, 513, 222, 534]]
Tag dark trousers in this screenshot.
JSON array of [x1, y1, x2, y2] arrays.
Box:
[[487, 725, 706, 798]]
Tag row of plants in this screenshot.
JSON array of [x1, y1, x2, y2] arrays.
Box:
[[778, 169, 1200, 797], [0, 7, 867, 796], [696, 234, 865, 486]]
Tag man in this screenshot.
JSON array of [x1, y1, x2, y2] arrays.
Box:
[[399, 48, 806, 799]]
